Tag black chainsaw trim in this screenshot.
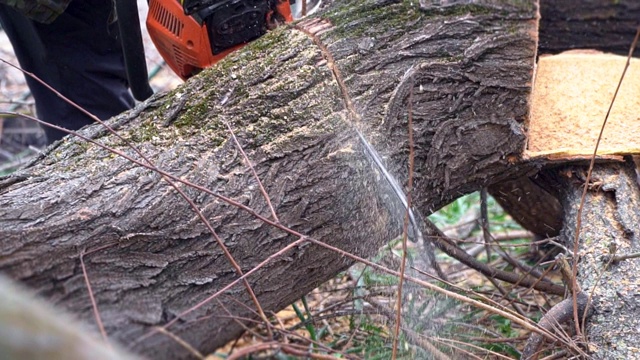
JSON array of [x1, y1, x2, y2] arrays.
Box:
[[200, 0, 271, 54]]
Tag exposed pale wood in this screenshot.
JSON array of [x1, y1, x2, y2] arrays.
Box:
[[526, 52, 640, 159]]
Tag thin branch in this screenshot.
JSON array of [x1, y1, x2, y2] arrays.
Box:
[[479, 188, 528, 317], [224, 119, 280, 223], [522, 292, 590, 360], [155, 327, 204, 359], [392, 73, 415, 360], [79, 249, 109, 346], [581, 243, 616, 339], [422, 227, 565, 295], [427, 334, 515, 360]]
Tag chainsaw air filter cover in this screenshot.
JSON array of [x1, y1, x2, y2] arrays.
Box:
[[147, 0, 292, 80], [199, 0, 271, 54]]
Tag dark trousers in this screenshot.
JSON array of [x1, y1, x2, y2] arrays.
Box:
[[0, 0, 134, 144]]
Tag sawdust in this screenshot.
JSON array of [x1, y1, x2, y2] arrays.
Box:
[[526, 51, 640, 159]]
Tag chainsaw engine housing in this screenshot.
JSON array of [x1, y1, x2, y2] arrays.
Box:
[[147, 0, 292, 80]]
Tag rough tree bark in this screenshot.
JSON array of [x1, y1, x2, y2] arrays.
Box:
[[557, 162, 640, 359], [0, 0, 638, 359]]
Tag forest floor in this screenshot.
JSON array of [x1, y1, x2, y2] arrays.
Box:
[[208, 193, 550, 359]]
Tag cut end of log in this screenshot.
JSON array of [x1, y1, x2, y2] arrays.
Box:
[[525, 50, 640, 161]]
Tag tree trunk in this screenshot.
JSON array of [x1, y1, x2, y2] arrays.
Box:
[[554, 161, 640, 359], [490, 0, 640, 237], [0, 0, 636, 358]]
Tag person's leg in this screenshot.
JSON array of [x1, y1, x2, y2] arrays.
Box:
[[0, 4, 62, 142], [0, 1, 135, 144]]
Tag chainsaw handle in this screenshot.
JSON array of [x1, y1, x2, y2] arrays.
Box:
[[115, 0, 154, 101]]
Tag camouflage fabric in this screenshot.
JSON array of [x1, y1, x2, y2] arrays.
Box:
[[0, 0, 71, 23]]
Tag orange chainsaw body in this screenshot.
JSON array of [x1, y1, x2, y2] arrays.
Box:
[[147, 0, 293, 80]]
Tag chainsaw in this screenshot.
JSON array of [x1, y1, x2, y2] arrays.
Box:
[[147, 0, 294, 80], [115, 0, 320, 101]]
